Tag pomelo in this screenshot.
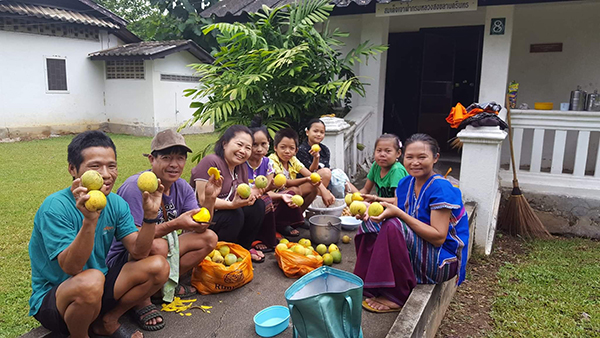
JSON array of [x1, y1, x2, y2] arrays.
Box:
[[323, 253, 333, 266], [236, 183, 251, 199], [81, 170, 103, 191], [368, 202, 384, 217], [85, 190, 106, 212], [254, 175, 268, 189], [137, 171, 158, 193], [274, 174, 287, 188]]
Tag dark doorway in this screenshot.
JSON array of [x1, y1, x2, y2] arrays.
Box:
[[383, 26, 484, 152]]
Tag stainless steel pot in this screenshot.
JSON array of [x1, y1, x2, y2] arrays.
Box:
[[309, 215, 341, 245], [585, 90, 600, 111], [570, 86, 587, 111]]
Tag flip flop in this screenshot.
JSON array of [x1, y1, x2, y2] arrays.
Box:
[[90, 325, 142, 338], [249, 248, 265, 263], [361, 300, 401, 313], [130, 304, 165, 331], [252, 240, 274, 253]]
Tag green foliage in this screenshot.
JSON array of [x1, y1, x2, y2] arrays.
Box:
[[96, 0, 218, 52], [182, 0, 387, 148], [0, 133, 218, 338], [491, 238, 600, 337]]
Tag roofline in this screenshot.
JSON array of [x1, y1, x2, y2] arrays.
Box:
[[77, 0, 128, 26], [89, 40, 214, 63]]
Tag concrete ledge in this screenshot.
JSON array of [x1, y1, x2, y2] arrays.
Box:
[[385, 203, 476, 338]]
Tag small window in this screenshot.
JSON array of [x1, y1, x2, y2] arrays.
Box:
[[46, 58, 67, 91], [161, 74, 202, 83], [106, 60, 145, 79]]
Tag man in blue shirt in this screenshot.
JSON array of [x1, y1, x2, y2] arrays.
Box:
[[29, 131, 169, 338]]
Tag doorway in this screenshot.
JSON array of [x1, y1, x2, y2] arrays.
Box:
[[383, 26, 484, 152]]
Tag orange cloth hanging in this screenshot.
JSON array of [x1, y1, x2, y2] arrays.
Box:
[[445, 103, 482, 129]]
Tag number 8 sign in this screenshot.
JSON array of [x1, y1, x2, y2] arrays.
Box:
[[490, 18, 506, 35]]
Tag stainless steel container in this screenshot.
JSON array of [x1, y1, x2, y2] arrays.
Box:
[[585, 90, 600, 111], [309, 215, 341, 245], [570, 86, 587, 111]]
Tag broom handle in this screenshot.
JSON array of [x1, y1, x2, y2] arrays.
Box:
[[506, 95, 519, 188]]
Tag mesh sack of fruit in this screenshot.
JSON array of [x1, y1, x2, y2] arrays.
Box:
[[275, 242, 323, 278], [191, 242, 253, 294]]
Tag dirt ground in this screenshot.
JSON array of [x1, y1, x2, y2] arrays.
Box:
[[436, 234, 529, 338]]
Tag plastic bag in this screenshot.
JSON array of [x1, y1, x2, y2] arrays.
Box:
[[191, 242, 253, 295], [329, 168, 350, 199], [275, 243, 323, 279]]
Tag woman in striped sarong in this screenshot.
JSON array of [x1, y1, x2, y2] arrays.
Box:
[[355, 133, 469, 313]]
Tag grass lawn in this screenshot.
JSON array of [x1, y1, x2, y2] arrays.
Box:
[[0, 133, 217, 338], [491, 237, 600, 337]]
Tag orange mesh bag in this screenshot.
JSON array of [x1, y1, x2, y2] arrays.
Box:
[[191, 242, 253, 294], [275, 242, 323, 278]]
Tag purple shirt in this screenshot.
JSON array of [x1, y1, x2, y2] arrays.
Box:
[[106, 171, 199, 267], [246, 157, 274, 187]]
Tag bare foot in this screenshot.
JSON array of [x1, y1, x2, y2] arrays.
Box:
[[371, 297, 401, 311], [254, 243, 268, 251]]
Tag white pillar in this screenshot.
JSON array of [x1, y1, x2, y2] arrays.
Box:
[[321, 117, 351, 170], [358, 14, 389, 135], [458, 126, 507, 254], [479, 5, 514, 103]]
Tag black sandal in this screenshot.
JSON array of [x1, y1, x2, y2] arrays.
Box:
[[281, 226, 300, 237], [130, 304, 165, 331], [90, 324, 144, 338], [175, 284, 197, 298]]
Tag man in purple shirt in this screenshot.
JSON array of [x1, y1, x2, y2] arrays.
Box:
[[107, 129, 220, 331]]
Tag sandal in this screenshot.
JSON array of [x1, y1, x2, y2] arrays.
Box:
[[249, 248, 265, 263], [90, 325, 143, 338], [252, 240, 273, 253], [175, 284, 197, 298], [281, 225, 300, 237], [130, 304, 165, 331]]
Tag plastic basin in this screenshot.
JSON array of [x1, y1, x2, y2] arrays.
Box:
[[253, 305, 290, 337], [306, 196, 346, 219], [340, 216, 362, 231]]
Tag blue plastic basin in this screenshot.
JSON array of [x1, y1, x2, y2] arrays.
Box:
[[253, 305, 290, 337]]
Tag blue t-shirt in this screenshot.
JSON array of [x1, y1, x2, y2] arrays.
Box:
[[29, 188, 137, 316]]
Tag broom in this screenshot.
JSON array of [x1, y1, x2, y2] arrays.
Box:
[[498, 96, 551, 240]]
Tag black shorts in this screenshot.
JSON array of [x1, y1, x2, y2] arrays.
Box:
[[33, 258, 127, 335]]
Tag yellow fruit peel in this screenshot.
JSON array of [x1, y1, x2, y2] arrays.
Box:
[[207, 167, 221, 180]]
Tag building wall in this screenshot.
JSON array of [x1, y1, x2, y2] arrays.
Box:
[[508, 0, 600, 108], [388, 7, 485, 33], [0, 29, 120, 137], [151, 52, 212, 133], [104, 60, 156, 134]]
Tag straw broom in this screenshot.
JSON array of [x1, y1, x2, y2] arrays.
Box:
[[498, 97, 551, 240]]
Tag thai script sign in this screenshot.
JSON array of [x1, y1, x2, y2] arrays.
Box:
[[376, 0, 477, 17]]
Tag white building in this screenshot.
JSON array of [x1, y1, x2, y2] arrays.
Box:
[[0, 0, 213, 138], [203, 0, 600, 248]]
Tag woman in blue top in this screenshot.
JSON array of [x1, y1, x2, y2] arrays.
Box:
[[357, 133, 469, 313]]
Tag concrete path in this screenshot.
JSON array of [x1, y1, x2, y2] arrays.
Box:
[[137, 227, 398, 338], [25, 226, 398, 338]]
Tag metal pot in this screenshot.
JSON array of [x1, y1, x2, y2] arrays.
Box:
[[309, 215, 342, 245], [569, 86, 587, 111], [585, 90, 600, 111]]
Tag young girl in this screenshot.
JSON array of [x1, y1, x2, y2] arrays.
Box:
[[297, 118, 350, 198], [268, 128, 335, 214], [355, 133, 469, 313], [246, 117, 304, 244], [353, 134, 409, 204]]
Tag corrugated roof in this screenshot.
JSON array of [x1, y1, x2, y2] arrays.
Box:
[[89, 40, 214, 63], [200, 0, 386, 18], [0, 1, 120, 29]]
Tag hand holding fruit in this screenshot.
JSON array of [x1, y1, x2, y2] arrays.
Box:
[[322, 191, 335, 207], [369, 201, 397, 223], [204, 172, 223, 202], [139, 174, 164, 219], [177, 208, 210, 233], [71, 178, 101, 221], [232, 188, 256, 208], [281, 194, 298, 208], [361, 194, 379, 203]]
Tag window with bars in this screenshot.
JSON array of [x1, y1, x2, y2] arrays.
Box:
[[160, 74, 202, 83], [106, 60, 145, 79], [46, 58, 67, 91]]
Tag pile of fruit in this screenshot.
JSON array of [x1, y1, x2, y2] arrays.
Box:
[[205, 245, 243, 266], [277, 238, 343, 266], [343, 192, 385, 217], [81, 170, 107, 211]]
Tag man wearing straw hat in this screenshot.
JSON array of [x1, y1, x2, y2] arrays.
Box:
[[107, 129, 221, 331]]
